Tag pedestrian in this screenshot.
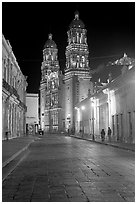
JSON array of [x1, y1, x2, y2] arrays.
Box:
[[5, 131, 9, 141], [68, 128, 70, 135], [107, 127, 112, 142], [101, 129, 105, 142]]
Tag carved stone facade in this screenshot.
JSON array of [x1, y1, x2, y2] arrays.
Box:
[[40, 34, 65, 133], [64, 11, 93, 133], [2, 35, 27, 140], [40, 12, 92, 133]]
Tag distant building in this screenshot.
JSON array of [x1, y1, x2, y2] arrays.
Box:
[[39, 34, 65, 133], [75, 55, 135, 144], [2, 35, 27, 140], [26, 93, 39, 134]]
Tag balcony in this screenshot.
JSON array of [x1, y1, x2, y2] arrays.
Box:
[[2, 79, 27, 111]]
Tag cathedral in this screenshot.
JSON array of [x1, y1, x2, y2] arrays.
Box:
[[39, 11, 135, 144], [40, 11, 92, 133], [39, 33, 65, 133]]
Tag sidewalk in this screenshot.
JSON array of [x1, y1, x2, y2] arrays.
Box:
[[69, 134, 135, 152], [2, 135, 37, 168]]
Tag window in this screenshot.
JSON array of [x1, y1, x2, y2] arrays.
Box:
[[45, 112, 49, 125], [52, 111, 58, 125], [4, 67, 6, 80], [9, 64, 12, 85], [3, 59, 7, 80], [82, 56, 85, 62]]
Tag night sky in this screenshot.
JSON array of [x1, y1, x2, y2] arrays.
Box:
[[2, 2, 135, 93]]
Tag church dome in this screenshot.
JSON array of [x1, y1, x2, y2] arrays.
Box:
[[44, 34, 57, 49], [69, 11, 85, 29]]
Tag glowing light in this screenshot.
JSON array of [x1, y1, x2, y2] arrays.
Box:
[[76, 108, 80, 122], [49, 33, 52, 40], [81, 106, 85, 110], [110, 90, 116, 115], [67, 113, 70, 118], [124, 53, 127, 58], [103, 88, 109, 95]]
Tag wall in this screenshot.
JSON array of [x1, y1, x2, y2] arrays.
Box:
[[26, 93, 39, 134], [64, 76, 73, 132], [2, 35, 27, 140], [75, 65, 135, 144]]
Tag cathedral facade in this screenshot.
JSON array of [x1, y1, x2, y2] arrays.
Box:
[[64, 11, 92, 133], [40, 34, 65, 133], [40, 12, 92, 133]]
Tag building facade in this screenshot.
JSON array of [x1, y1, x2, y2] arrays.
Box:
[[26, 93, 39, 134], [2, 35, 27, 140], [64, 11, 92, 133], [40, 34, 65, 133], [75, 55, 135, 144]]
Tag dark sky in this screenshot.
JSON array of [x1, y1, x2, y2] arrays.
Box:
[[2, 2, 135, 93]]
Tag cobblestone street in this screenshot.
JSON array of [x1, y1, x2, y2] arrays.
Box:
[[2, 135, 135, 202]]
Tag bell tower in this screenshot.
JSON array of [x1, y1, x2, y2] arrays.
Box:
[[40, 34, 64, 133], [66, 11, 89, 71], [64, 11, 92, 132]]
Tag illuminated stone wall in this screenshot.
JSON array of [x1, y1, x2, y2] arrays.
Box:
[[79, 77, 92, 102], [64, 12, 92, 133], [40, 34, 65, 133], [75, 65, 135, 144], [2, 35, 27, 140], [64, 77, 73, 131]]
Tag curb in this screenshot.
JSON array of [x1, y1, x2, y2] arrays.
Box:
[[69, 135, 135, 152], [2, 140, 34, 168]]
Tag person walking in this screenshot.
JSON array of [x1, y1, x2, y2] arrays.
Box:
[[107, 127, 112, 142], [5, 131, 9, 141], [101, 129, 105, 142]]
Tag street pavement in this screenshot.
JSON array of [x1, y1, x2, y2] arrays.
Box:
[[2, 133, 135, 167], [2, 134, 135, 202]]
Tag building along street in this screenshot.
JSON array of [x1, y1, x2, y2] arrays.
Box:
[[2, 134, 135, 202]]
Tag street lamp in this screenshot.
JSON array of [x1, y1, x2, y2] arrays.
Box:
[[81, 105, 85, 110]]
